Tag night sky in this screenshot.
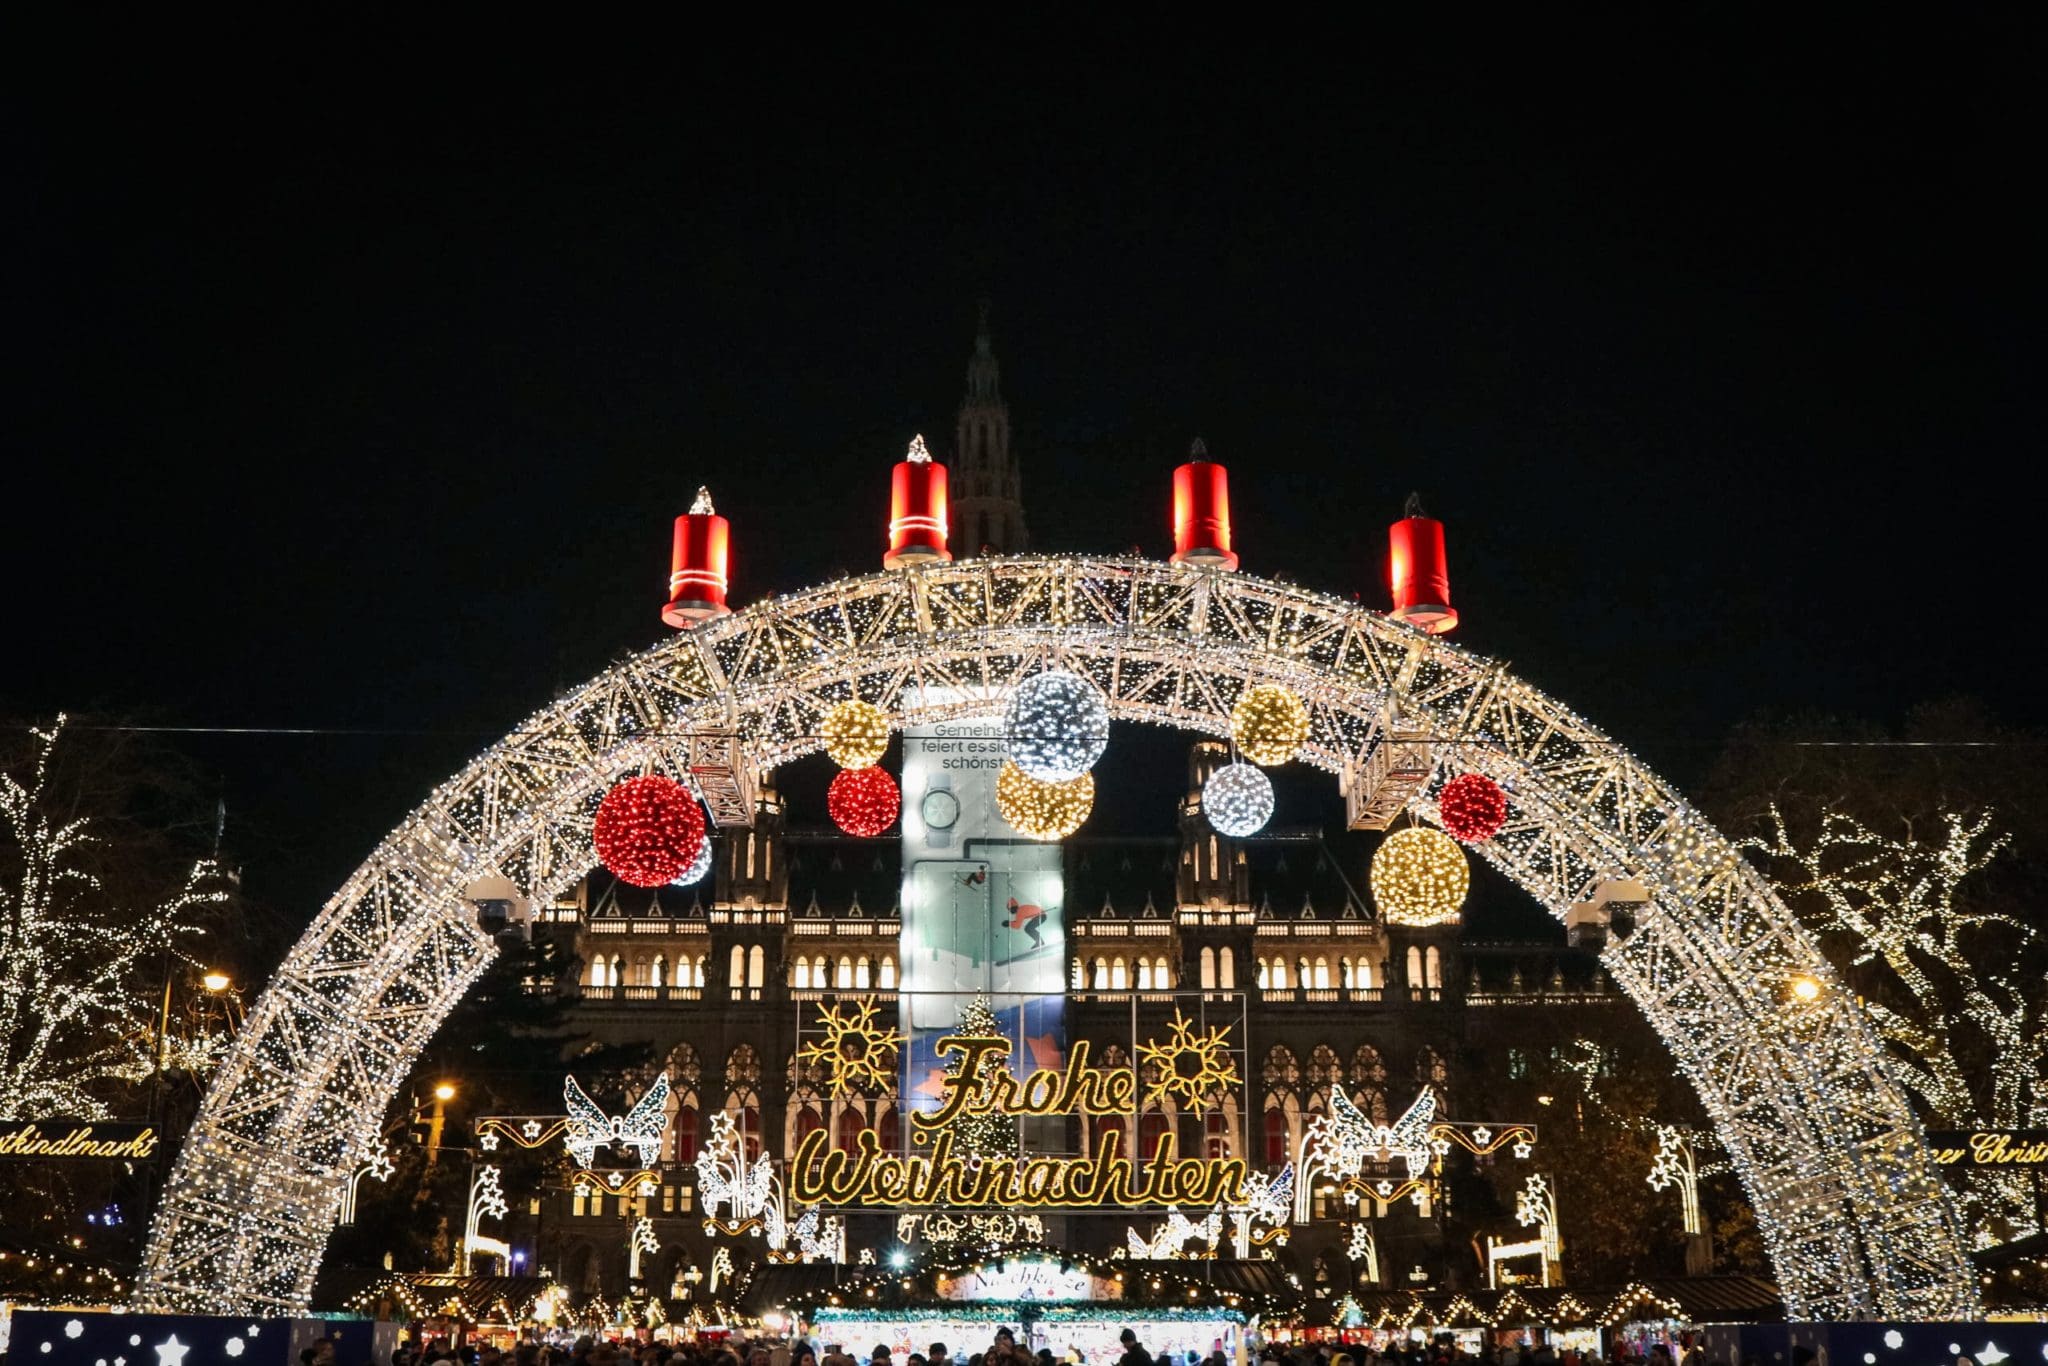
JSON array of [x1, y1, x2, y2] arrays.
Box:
[[5, 26, 2039, 925]]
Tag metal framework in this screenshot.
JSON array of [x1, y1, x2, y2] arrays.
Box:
[[135, 555, 1976, 1319]]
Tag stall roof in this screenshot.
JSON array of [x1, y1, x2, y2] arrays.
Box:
[[1322, 1277, 1782, 1329]]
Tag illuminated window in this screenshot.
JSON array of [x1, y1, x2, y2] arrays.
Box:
[[1111, 958, 1128, 990], [1200, 947, 1217, 989], [650, 954, 666, 988], [1219, 946, 1235, 988], [729, 945, 746, 999], [747, 945, 764, 988], [793, 959, 811, 990], [1136, 959, 1152, 991], [1139, 1111, 1170, 1162], [1155, 956, 1171, 987], [1263, 1107, 1290, 1167], [1425, 946, 1442, 989], [879, 955, 897, 989], [1314, 957, 1330, 989], [1406, 945, 1423, 988], [1092, 957, 1108, 989], [836, 956, 853, 989], [673, 1104, 699, 1163], [855, 955, 870, 989], [1205, 1110, 1232, 1159]]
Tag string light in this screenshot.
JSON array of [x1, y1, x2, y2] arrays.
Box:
[[593, 775, 705, 887], [1202, 761, 1274, 836], [994, 760, 1093, 840], [1370, 827, 1469, 926], [820, 699, 890, 770], [1230, 684, 1310, 765], [1437, 772, 1508, 843], [827, 766, 900, 837], [1004, 668, 1109, 781]]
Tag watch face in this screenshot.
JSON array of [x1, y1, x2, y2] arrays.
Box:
[[920, 788, 961, 830]]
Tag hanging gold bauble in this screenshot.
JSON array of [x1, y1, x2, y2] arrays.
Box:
[[1370, 826, 1469, 927], [995, 760, 1094, 840], [820, 699, 891, 769], [1230, 684, 1311, 766]]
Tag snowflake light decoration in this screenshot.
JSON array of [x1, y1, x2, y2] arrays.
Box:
[[1203, 762, 1274, 837], [1004, 668, 1109, 781], [796, 996, 902, 1096], [1137, 1011, 1240, 1112]]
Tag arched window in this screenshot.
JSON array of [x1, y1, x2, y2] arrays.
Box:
[[1263, 1107, 1291, 1167], [746, 833, 757, 879], [1139, 1111, 1171, 1163], [729, 945, 746, 998], [1220, 946, 1236, 988], [1155, 956, 1171, 987], [1406, 945, 1423, 988], [1200, 947, 1217, 989], [1092, 957, 1108, 989], [741, 1105, 762, 1162], [1425, 946, 1442, 989], [589, 957, 607, 988], [855, 955, 871, 989], [1205, 1109, 1232, 1159], [879, 955, 897, 989], [1095, 1113, 1127, 1157], [1340, 958, 1353, 988], [1135, 959, 1152, 991], [793, 958, 811, 990], [1110, 958, 1128, 990], [836, 1107, 865, 1152], [1072, 957, 1085, 989], [1314, 957, 1330, 989], [836, 956, 853, 989], [1297, 956, 1312, 990], [650, 954, 666, 988], [748, 944, 765, 988], [673, 1103, 699, 1163], [1256, 957, 1269, 989], [1272, 957, 1289, 990], [879, 1104, 901, 1153], [1354, 956, 1374, 989], [1261, 1045, 1300, 1087]]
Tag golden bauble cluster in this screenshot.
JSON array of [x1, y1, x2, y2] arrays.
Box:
[[1370, 826, 1470, 927], [995, 760, 1094, 840], [1230, 684, 1310, 766], [820, 699, 891, 769]]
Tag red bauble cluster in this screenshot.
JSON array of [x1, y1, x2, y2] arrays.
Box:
[[1438, 772, 1508, 843], [828, 766, 900, 838], [594, 774, 707, 887]]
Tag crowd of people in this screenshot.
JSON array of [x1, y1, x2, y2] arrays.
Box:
[[370, 1327, 1705, 1366]]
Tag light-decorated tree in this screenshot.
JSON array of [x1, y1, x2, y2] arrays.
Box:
[[1705, 702, 2048, 1256], [0, 715, 229, 1119], [945, 995, 1017, 1160]]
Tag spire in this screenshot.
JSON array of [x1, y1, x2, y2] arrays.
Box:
[[952, 300, 1027, 553]]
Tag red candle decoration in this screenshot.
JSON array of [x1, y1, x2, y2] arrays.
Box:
[[662, 487, 732, 628], [594, 774, 707, 886], [1438, 772, 1508, 843], [1170, 442, 1239, 570], [884, 435, 951, 569], [828, 766, 901, 838], [1387, 498, 1458, 634]]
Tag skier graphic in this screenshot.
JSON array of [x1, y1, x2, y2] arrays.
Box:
[[1004, 896, 1051, 949]]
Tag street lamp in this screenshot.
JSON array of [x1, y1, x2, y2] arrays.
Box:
[[426, 1083, 457, 1164], [201, 972, 231, 994]]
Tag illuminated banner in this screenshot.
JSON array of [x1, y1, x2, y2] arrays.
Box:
[[899, 697, 1066, 1116], [1926, 1129, 2048, 1166], [791, 1034, 1249, 1210], [0, 1119, 160, 1161]]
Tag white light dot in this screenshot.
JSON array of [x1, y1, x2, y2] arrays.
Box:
[[40, 1345, 52, 1355], [1885, 1334, 1904, 1351], [1864, 1356, 1875, 1363], [131, 1337, 143, 1346], [1951, 1348, 1962, 1357], [247, 1325, 261, 1336], [66, 1321, 85, 1339], [226, 1340, 246, 1358]]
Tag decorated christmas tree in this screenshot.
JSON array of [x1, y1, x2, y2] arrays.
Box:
[[946, 994, 1018, 1160]]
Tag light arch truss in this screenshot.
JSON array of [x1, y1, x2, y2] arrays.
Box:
[[138, 555, 1975, 1319]]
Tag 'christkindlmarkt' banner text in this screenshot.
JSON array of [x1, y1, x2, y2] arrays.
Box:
[[0, 1119, 160, 1161]]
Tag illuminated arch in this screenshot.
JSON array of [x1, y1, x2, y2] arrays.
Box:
[[138, 555, 1973, 1318]]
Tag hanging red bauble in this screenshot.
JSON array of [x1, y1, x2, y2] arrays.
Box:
[[594, 774, 706, 887], [828, 766, 900, 838], [1438, 772, 1509, 843]]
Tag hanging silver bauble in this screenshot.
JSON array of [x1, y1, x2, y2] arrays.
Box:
[[1203, 761, 1275, 837], [670, 824, 714, 886], [1003, 668, 1110, 782]]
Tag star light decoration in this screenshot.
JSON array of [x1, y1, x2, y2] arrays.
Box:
[[995, 760, 1093, 840], [1369, 826, 1470, 926], [820, 699, 891, 770], [1230, 683, 1310, 766], [695, 1108, 782, 1240], [797, 997, 903, 1096], [1003, 668, 1109, 781], [1137, 1011, 1240, 1111], [1202, 761, 1274, 837]]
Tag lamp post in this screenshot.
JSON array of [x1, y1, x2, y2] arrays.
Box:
[[149, 966, 231, 1129], [427, 1082, 457, 1166]]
